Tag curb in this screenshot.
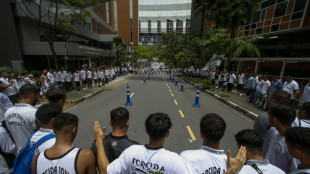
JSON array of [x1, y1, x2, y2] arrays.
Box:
[[182, 78, 258, 120], [64, 75, 134, 106]]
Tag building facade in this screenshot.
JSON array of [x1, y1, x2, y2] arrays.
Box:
[[0, 0, 138, 71], [138, 0, 192, 45]]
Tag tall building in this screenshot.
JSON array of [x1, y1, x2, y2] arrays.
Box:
[[138, 0, 192, 45], [0, 0, 138, 71]]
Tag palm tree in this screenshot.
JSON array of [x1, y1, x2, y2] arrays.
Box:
[[225, 37, 260, 71]]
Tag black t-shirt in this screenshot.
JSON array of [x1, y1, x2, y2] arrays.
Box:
[[91, 133, 139, 164]]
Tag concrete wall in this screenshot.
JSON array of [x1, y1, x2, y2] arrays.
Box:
[[0, 0, 23, 69]]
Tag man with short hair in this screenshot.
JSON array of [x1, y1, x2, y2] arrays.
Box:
[[31, 113, 96, 174], [260, 76, 271, 109], [283, 76, 300, 103], [180, 113, 228, 174], [4, 84, 40, 151], [292, 102, 310, 128], [47, 69, 55, 87], [265, 104, 298, 173], [91, 107, 138, 163], [0, 72, 18, 104], [54, 69, 61, 87], [227, 71, 236, 93], [30, 103, 62, 155], [237, 72, 246, 95], [45, 87, 66, 108], [284, 127, 310, 174], [235, 129, 285, 174]]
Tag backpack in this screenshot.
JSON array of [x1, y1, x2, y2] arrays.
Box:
[[13, 133, 56, 174]]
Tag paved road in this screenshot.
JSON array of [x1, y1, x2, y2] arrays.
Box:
[[66, 74, 254, 155]]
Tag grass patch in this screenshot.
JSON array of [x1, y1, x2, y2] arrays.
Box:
[[219, 94, 231, 98]]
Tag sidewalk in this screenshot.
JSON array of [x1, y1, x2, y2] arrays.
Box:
[[183, 77, 264, 119], [39, 74, 133, 109]]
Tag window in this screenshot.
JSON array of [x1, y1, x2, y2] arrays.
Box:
[[157, 21, 161, 33], [256, 28, 263, 34], [293, 0, 307, 12], [186, 20, 190, 33], [245, 30, 249, 36], [251, 23, 257, 29], [291, 11, 304, 20], [274, 1, 288, 18], [252, 11, 261, 23], [271, 24, 279, 31], [148, 20, 151, 33], [167, 20, 173, 33], [130, 18, 133, 42], [97, 23, 100, 34], [261, 9, 266, 21], [261, 0, 276, 9], [139, 21, 141, 33], [277, 0, 285, 3], [176, 20, 183, 34], [245, 25, 250, 30]]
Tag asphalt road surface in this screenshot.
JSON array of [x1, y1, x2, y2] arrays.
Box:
[[66, 74, 254, 156]]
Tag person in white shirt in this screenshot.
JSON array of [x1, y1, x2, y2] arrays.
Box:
[[65, 71, 72, 91], [4, 84, 41, 151], [93, 70, 99, 87], [87, 68, 93, 89], [235, 129, 285, 174], [284, 127, 310, 174], [31, 113, 96, 174], [180, 113, 228, 174], [59, 69, 66, 90], [54, 69, 61, 87], [0, 122, 17, 173], [265, 104, 298, 173], [80, 67, 87, 90], [299, 77, 310, 107], [237, 73, 246, 95], [283, 76, 300, 102], [73, 70, 81, 91], [292, 102, 310, 128], [0, 82, 13, 123], [40, 70, 49, 95], [0, 72, 18, 104], [12, 74, 23, 92], [260, 76, 271, 108], [47, 69, 55, 87], [28, 74, 36, 85], [227, 71, 236, 93], [29, 103, 62, 155]]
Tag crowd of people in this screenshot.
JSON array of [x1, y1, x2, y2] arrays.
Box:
[[207, 69, 310, 111], [1, 67, 310, 174]]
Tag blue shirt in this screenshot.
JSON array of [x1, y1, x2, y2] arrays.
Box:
[[269, 80, 282, 94], [247, 77, 254, 88]]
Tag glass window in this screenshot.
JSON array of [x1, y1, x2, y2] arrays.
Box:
[[256, 28, 263, 34], [176, 20, 183, 34], [293, 0, 307, 12], [251, 23, 257, 29], [167, 20, 173, 33], [274, 1, 288, 18], [139, 21, 141, 33], [291, 11, 304, 20], [277, 0, 285, 3], [245, 30, 249, 36], [148, 20, 151, 33], [157, 21, 161, 33], [261, 9, 266, 21], [261, 0, 276, 9], [186, 20, 190, 33], [252, 11, 261, 23], [97, 23, 100, 34], [271, 24, 279, 31], [245, 25, 250, 30]]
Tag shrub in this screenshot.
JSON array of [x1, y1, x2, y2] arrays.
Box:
[[0, 66, 14, 73], [31, 70, 42, 76], [202, 79, 211, 89]]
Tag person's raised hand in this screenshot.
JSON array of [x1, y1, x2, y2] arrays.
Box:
[[226, 146, 246, 174], [94, 121, 106, 141]]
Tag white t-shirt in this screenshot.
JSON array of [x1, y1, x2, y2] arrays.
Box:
[[238, 74, 244, 84], [30, 128, 55, 155], [107, 145, 192, 174], [54, 72, 60, 82], [238, 160, 285, 174], [59, 72, 66, 82], [47, 72, 55, 84], [228, 74, 236, 84], [80, 70, 86, 80], [0, 93, 13, 122], [66, 73, 72, 82], [256, 80, 264, 92], [0, 77, 17, 96], [261, 80, 271, 94], [264, 131, 298, 173], [4, 103, 37, 151], [283, 80, 299, 99], [180, 146, 227, 174], [74, 73, 80, 82], [87, 71, 92, 78], [289, 167, 310, 174], [299, 83, 310, 105], [291, 117, 310, 128]]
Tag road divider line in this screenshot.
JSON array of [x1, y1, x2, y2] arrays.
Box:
[[174, 99, 178, 106], [171, 93, 174, 97], [186, 126, 196, 141], [130, 93, 134, 98], [169, 89, 172, 93], [179, 110, 184, 118]]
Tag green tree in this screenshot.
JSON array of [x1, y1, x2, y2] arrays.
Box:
[[113, 36, 126, 65], [18, 0, 92, 69]]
